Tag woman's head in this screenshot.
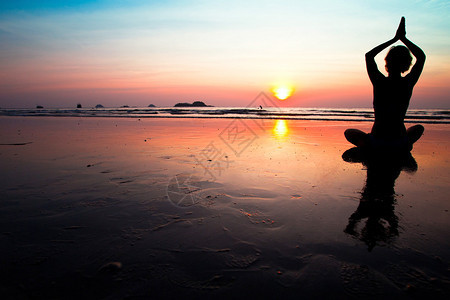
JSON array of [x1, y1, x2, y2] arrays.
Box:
[[385, 46, 412, 74]]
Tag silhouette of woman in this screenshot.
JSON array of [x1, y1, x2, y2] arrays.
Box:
[[345, 17, 426, 151]]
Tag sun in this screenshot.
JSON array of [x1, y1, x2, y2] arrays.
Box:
[[272, 86, 294, 100]]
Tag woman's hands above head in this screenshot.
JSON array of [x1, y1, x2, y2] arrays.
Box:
[[395, 17, 406, 40]]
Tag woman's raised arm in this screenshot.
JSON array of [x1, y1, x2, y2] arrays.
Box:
[[365, 37, 397, 82], [365, 18, 405, 82], [401, 34, 426, 85]]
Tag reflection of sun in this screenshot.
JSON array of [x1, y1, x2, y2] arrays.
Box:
[[272, 86, 294, 100], [273, 120, 289, 138]]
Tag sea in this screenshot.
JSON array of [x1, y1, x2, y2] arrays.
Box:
[[1, 107, 449, 124]]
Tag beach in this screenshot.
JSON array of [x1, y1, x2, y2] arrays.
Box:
[[0, 116, 449, 299]]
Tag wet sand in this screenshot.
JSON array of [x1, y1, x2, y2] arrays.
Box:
[[0, 116, 449, 299]]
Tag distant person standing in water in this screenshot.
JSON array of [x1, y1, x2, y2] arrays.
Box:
[[345, 17, 426, 151]]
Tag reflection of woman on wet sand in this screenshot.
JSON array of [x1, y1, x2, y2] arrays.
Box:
[[342, 151, 418, 251], [345, 17, 426, 151]]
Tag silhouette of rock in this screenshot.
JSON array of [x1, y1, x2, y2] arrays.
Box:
[[174, 101, 208, 107], [36, 105, 44, 109], [148, 104, 156, 107], [120, 105, 129, 108], [174, 102, 191, 107], [95, 104, 104, 108], [77, 103, 82, 108], [192, 101, 207, 107]]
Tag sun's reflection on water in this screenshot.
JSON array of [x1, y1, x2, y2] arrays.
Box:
[[272, 119, 289, 139]]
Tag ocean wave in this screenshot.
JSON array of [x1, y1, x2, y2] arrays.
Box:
[[0, 107, 449, 124]]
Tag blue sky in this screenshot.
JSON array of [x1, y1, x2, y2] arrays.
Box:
[[0, 1, 169, 12]]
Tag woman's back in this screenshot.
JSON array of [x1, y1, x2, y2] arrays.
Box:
[[371, 76, 414, 139]]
